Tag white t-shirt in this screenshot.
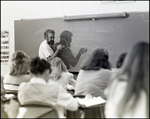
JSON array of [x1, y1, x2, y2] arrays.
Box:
[[39, 40, 54, 59], [18, 77, 78, 118]]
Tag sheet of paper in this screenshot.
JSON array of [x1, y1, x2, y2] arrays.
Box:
[[4, 94, 15, 99], [17, 107, 27, 118], [67, 84, 75, 90], [76, 96, 106, 107]]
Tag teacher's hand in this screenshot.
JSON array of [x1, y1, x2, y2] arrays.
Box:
[[57, 44, 63, 51]]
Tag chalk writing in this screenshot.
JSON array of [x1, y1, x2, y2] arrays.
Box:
[[83, 33, 93, 37], [104, 44, 114, 49], [73, 33, 82, 36], [96, 27, 114, 32], [139, 13, 149, 22], [67, 26, 113, 33], [73, 37, 101, 43], [34, 27, 50, 36], [66, 28, 89, 31], [71, 39, 114, 61]]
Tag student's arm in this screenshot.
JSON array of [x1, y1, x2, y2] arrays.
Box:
[[65, 72, 76, 87], [68, 73, 76, 87], [57, 85, 78, 111], [68, 78, 76, 87], [47, 45, 63, 61], [68, 48, 87, 67]]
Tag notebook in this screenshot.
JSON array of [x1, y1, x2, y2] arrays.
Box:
[[76, 96, 106, 107], [1, 94, 16, 102]]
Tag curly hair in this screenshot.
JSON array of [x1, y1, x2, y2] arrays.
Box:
[[44, 29, 55, 40], [80, 48, 111, 70], [9, 50, 30, 76]]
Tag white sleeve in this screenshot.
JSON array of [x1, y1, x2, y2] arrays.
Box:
[[57, 85, 78, 111], [39, 41, 54, 59], [43, 45, 53, 58]]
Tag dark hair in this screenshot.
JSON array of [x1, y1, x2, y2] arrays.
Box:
[[116, 52, 127, 68], [80, 48, 111, 70], [44, 29, 55, 40], [30, 57, 51, 75], [60, 30, 73, 43], [116, 42, 149, 117]]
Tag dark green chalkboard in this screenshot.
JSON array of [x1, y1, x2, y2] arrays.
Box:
[[15, 11, 149, 72]]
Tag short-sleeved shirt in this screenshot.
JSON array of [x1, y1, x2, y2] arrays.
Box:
[[39, 40, 54, 59]]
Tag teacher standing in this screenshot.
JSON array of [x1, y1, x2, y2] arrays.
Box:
[[39, 29, 62, 61]]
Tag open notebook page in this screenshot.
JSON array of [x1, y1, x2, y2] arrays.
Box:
[[76, 96, 106, 107]]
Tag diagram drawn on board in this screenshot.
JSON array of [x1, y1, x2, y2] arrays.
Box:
[[71, 40, 114, 61]]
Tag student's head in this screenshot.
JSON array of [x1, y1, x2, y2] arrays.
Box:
[[60, 30, 73, 47], [80, 48, 111, 70], [117, 41, 149, 117], [30, 57, 51, 82], [44, 29, 55, 45], [116, 52, 127, 68], [49, 57, 67, 80], [122, 42, 149, 79], [9, 50, 30, 76]]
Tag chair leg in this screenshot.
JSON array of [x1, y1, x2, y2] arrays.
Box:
[[100, 106, 105, 118], [80, 109, 85, 118]]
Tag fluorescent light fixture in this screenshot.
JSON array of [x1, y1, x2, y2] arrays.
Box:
[[63, 12, 128, 21]]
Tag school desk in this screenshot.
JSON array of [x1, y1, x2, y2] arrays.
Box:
[[20, 105, 59, 118]]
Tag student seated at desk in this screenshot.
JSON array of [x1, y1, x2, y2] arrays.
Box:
[[18, 57, 78, 118], [75, 48, 112, 100], [4, 50, 31, 91], [1, 76, 19, 118], [107, 52, 127, 89], [105, 42, 149, 118], [49, 57, 76, 90]]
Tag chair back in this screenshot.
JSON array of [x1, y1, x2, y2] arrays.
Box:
[[21, 104, 59, 118]]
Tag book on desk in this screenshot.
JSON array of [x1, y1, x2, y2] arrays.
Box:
[[76, 96, 106, 108]]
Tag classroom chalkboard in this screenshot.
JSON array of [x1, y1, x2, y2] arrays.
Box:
[[15, 11, 149, 72]]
